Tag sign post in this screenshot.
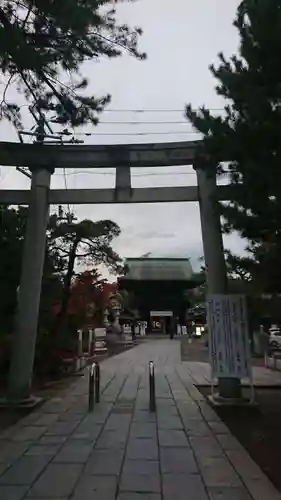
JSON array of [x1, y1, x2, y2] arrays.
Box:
[[206, 294, 254, 404]]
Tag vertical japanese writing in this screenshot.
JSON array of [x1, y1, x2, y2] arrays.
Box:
[[207, 295, 251, 379]]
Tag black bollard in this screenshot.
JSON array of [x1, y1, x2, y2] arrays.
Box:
[[95, 362, 100, 403], [149, 361, 156, 412], [88, 363, 96, 412]]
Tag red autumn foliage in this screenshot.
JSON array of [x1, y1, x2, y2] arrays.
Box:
[[68, 269, 102, 313], [52, 269, 118, 328], [101, 282, 118, 303]]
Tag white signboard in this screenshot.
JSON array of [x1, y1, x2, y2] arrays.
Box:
[[94, 328, 107, 353], [94, 328, 106, 338], [150, 311, 173, 317], [206, 294, 251, 379], [123, 326, 132, 335]]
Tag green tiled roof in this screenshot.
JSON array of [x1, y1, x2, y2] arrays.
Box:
[[123, 258, 193, 281]]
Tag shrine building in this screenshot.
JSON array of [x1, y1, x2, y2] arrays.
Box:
[[118, 257, 201, 334]]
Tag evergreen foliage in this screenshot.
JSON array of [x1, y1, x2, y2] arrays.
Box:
[[0, 0, 145, 127], [186, 0, 281, 293]]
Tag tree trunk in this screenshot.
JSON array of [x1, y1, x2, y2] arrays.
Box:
[[53, 240, 78, 335]]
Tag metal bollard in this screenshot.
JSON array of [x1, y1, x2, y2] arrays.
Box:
[[95, 362, 100, 403], [149, 361, 156, 412], [88, 363, 96, 412]]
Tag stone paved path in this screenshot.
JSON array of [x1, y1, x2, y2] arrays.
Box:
[[0, 339, 280, 500], [180, 359, 281, 387]]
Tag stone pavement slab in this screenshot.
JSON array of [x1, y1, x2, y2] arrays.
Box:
[[129, 422, 157, 438], [25, 444, 61, 457], [0, 456, 51, 486], [133, 409, 156, 422], [45, 421, 78, 436], [96, 429, 128, 448], [216, 434, 244, 451], [245, 478, 281, 500], [0, 441, 28, 464], [30, 413, 59, 427], [158, 429, 190, 447], [198, 456, 243, 487], [120, 472, 161, 493], [84, 449, 124, 475], [208, 486, 253, 499], [0, 339, 280, 500], [71, 474, 117, 500], [37, 435, 67, 445], [0, 486, 29, 500], [53, 440, 94, 463], [157, 415, 184, 429], [26, 463, 83, 497], [160, 447, 198, 473], [127, 438, 159, 460], [11, 426, 47, 442], [162, 473, 209, 500], [118, 494, 161, 500], [190, 436, 225, 458], [72, 419, 102, 440], [122, 459, 159, 475]]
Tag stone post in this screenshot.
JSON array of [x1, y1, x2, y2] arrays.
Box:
[[78, 329, 83, 357], [88, 329, 94, 356]]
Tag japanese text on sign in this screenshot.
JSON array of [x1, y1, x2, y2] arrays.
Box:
[[206, 294, 251, 379]]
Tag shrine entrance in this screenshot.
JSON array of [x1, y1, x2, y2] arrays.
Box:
[[0, 140, 236, 403], [118, 257, 201, 335], [150, 312, 173, 335]]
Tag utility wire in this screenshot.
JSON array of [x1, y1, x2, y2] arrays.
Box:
[[100, 108, 225, 113], [95, 120, 200, 125], [15, 103, 224, 114], [67, 130, 201, 137], [55, 170, 196, 177]]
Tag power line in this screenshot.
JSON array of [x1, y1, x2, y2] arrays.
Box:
[[69, 130, 201, 137], [100, 108, 224, 113], [54, 170, 196, 177], [97, 120, 195, 125], [15, 103, 224, 113]]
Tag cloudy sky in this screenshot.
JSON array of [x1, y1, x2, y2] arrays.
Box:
[[0, 0, 245, 276]]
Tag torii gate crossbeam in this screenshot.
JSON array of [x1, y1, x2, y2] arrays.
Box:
[[0, 139, 234, 205], [0, 140, 200, 168], [0, 185, 234, 205]]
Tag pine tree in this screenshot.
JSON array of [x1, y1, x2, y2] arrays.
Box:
[[0, 1, 145, 127], [186, 0, 281, 293]]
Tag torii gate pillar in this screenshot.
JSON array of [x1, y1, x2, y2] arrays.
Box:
[[7, 166, 52, 404], [196, 166, 242, 400], [196, 167, 227, 294]]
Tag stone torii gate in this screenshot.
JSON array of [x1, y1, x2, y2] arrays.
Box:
[[0, 140, 232, 404]]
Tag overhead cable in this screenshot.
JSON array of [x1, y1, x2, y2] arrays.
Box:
[[68, 130, 201, 137]]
